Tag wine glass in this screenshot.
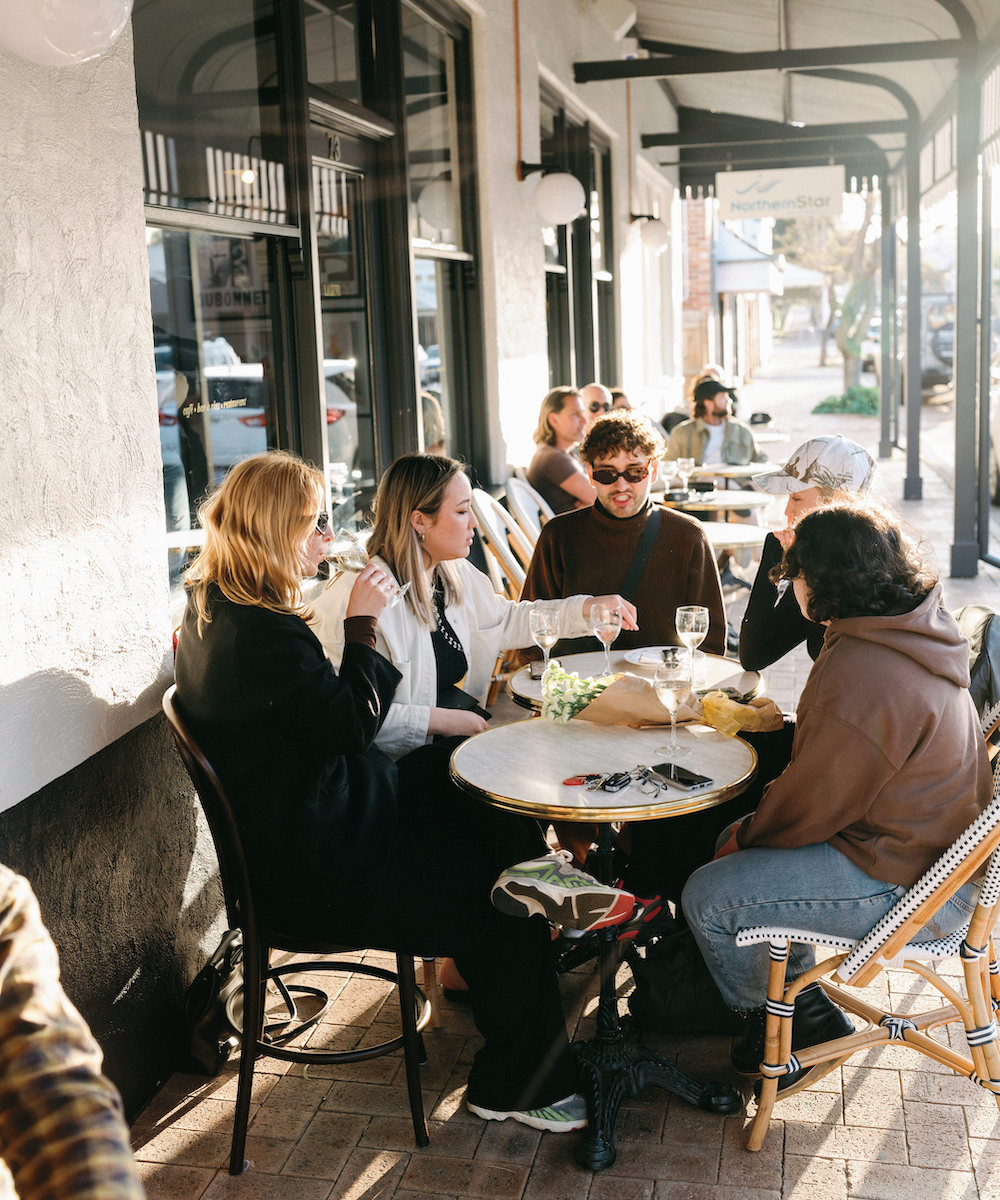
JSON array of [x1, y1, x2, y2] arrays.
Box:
[[675, 605, 710, 686], [654, 648, 692, 758], [324, 528, 412, 609], [529, 604, 561, 672], [590, 605, 622, 676], [675, 457, 696, 494]]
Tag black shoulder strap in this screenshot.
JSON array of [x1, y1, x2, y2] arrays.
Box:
[[621, 508, 662, 603]]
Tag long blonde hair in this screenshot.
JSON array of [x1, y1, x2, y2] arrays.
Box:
[[186, 451, 324, 633], [367, 453, 465, 624], [534, 386, 579, 446]]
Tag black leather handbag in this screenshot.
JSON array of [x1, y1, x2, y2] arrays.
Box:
[[183, 929, 244, 1074]]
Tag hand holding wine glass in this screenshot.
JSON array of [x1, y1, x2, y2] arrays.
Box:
[[325, 528, 411, 609], [590, 605, 622, 676], [654, 647, 692, 758], [529, 604, 561, 672]]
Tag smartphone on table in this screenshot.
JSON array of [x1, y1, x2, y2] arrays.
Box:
[[650, 762, 714, 792]]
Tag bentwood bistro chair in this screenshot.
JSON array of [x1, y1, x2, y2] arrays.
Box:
[[162, 685, 430, 1174], [736, 700, 1000, 1150]]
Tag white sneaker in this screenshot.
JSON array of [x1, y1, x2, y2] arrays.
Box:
[[467, 1091, 588, 1132]]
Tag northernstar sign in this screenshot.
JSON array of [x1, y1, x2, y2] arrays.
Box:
[[715, 166, 845, 220]]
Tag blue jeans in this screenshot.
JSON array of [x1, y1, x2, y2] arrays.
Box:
[[681, 840, 978, 1010]]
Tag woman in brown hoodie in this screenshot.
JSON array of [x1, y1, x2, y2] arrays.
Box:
[[682, 503, 993, 1090]]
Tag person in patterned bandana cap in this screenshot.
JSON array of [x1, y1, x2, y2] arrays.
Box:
[[739, 435, 877, 672]]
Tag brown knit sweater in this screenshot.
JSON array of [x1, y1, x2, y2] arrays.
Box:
[[520, 500, 726, 658]]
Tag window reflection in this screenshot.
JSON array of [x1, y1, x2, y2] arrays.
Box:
[[404, 8, 460, 249], [133, 0, 287, 221], [149, 227, 282, 588], [314, 165, 378, 526], [415, 258, 450, 455], [304, 0, 361, 100]]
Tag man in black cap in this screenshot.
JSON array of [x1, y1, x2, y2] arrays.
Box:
[[665, 379, 766, 467]]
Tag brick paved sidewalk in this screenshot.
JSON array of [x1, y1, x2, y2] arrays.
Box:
[[133, 338, 1000, 1198]]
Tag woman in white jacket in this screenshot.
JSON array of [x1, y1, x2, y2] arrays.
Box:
[[311, 453, 636, 760]]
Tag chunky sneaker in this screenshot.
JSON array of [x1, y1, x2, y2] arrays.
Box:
[[491, 850, 639, 933], [467, 1091, 588, 1132], [611, 893, 664, 942]]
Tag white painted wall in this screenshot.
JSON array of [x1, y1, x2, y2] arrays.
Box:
[[465, 0, 681, 479], [0, 32, 168, 811]]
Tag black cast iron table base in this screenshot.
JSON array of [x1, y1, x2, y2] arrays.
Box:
[[573, 831, 742, 1171]]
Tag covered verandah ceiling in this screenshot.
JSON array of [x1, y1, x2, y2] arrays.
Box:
[[574, 0, 1000, 574], [577, 0, 1000, 190]]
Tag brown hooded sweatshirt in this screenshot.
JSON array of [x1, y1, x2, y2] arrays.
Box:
[[737, 583, 992, 887]]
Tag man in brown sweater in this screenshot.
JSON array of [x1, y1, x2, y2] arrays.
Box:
[[520, 411, 726, 658], [518, 410, 727, 879]]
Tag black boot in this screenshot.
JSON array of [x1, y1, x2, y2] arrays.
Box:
[[731, 983, 854, 1089]]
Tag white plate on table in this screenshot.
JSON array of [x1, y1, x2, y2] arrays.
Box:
[[624, 647, 672, 670]]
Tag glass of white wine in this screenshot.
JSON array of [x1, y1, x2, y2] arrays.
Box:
[[653, 648, 692, 758], [675, 604, 710, 686], [528, 604, 560, 672], [675, 456, 696, 494], [324, 528, 411, 609], [590, 605, 622, 676]]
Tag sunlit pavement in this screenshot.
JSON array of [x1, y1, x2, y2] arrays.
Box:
[[133, 337, 1000, 1198]]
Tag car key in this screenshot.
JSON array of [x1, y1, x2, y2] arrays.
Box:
[[600, 771, 632, 792]]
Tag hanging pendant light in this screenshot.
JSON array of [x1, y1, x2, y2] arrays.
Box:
[[0, 0, 134, 66], [631, 213, 670, 253]]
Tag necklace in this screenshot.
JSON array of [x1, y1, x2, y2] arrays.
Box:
[[433, 582, 464, 655]]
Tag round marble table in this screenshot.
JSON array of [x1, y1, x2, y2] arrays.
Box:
[[450, 718, 754, 1169]]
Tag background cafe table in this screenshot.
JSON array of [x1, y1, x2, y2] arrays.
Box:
[[660, 489, 773, 515], [508, 649, 761, 712], [450, 717, 756, 1170]]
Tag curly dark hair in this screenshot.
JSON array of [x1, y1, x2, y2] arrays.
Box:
[[772, 503, 937, 623], [579, 410, 664, 465]]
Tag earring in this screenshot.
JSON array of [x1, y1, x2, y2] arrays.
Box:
[[418, 532, 425, 542]]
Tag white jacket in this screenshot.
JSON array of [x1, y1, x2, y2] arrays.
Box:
[[310, 556, 591, 759]]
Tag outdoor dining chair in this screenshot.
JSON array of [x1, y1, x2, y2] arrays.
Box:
[[470, 487, 531, 601], [504, 476, 554, 546], [162, 685, 430, 1174], [736, 699, 1000, 1150]]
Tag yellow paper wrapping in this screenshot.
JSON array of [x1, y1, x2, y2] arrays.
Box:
[[700, 690, 780, 737]]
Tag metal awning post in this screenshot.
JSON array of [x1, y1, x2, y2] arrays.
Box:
[[904, 127, 922, 500], [879, 180, 894, 458], [951, 55, 983, 576]]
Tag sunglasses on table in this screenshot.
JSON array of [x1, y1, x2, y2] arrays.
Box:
[[589, 401, 611, 414], [590, 464, 651, 485]]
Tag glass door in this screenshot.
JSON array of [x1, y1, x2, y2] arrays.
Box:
[[311, 154, 378, 527]]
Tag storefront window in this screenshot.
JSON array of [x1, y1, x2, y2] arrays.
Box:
[[149, 226, 283, 587], [304, 0, 361, 101], [133, 0, 288, 222], [313, 163, 378, 524], [405, 7, 461, 250]]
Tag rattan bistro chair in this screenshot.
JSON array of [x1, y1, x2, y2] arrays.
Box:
[[504, 477, 554, 547], [470, 488, 531, 601], [737, 700, 1000, 1151], [162, 686, 430, 1175]]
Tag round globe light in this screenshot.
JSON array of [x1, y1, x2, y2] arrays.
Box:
[[416, 179, 456, 232], [0, 0, 134, 66], [640, 218, 670, 253], [534, 172, 585, 226]]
